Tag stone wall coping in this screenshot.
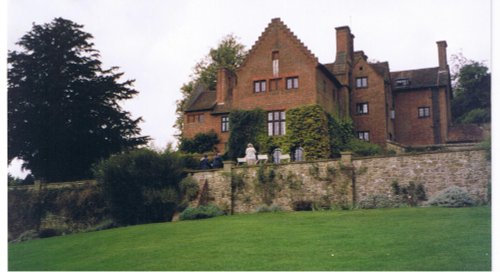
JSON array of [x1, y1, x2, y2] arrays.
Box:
[[184, 146, 487, 172], [352, 146, 486, 161], [8, 179, 97, 191]]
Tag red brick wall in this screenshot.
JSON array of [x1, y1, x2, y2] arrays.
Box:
[[316, 69, 341, 117], [393, 89, 435, 145], [350, 59, 389, 146], [183, 112, 229, 153], [234, 23, 318, 112]]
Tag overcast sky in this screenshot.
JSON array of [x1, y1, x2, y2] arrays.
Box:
[[6, 0, 493, 176]]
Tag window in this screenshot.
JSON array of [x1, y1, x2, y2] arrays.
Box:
[[268, 111, 286, 136], [187, 113, 204, 124], [286, 77, 299, 89], [395, 78, 410, 87], [254, 80, 266, 93], [356, 77, 368, 88], [357, 131, 370, 141], [272, 51, 279, 76], [356, 103, 369, 115], [418, 107, 430, 118], [221, 116, 229, 132], [269, 78, 281, 91]]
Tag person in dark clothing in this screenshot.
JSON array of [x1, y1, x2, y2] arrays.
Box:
[[199, 154, 212, 169], [212, 153, 223, 168]]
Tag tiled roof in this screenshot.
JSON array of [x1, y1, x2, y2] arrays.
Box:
[[184, 84, 217, 112], [390, 67, 447, 90], [370, 62, 390, 80]]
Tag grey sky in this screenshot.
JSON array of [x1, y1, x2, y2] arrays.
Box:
[[6, 0, 492, 176]]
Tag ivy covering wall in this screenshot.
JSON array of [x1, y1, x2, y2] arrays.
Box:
[[286, 105, 331, 160], [227, 109, 267, 159], [226, 105, 380, 160]]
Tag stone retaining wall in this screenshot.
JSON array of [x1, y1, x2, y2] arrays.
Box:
[[188, 149, 490, 213]]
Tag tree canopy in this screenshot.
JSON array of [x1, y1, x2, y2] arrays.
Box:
[[450, 54, 491, 124], [174, 34, 247, 134], [8, 17, 149, 182]]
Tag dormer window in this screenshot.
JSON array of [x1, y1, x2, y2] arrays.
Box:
[[396, 78, 411, 87]]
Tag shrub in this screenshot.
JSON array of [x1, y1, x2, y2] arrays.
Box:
[[328, 115, 354, 157], [255, 204, 283, 213], [428, 186, 475, 207], [180, 176, 200, 201], [179, 130, 220, 154], [179, 204, 224, 220], [391, 181, 426, 206], [346, 138, 382, 156], [357, 195, 398, 209], [94, 148, 186, 225]]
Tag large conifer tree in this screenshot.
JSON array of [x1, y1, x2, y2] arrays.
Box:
[[8, 18, 149, 181]]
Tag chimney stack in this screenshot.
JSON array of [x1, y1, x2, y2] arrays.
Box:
[[437, 41, 448, 70], [216, 68, 233, 105], [335, 26, 354, 66]]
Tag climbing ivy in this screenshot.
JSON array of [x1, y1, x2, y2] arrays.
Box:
[[286, 105, 331, 160], [227, 109, 267, 159]]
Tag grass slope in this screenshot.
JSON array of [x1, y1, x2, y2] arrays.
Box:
[[9, 207, 490, 271]]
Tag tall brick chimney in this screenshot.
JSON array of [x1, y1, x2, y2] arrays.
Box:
[[437, 41, 448, 70], [334, 26, 354, 86], [216, 68, 233, 105], [335, 26, 354, 65]]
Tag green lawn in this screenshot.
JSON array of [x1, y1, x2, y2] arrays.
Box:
[[9, 207, 490, 271]]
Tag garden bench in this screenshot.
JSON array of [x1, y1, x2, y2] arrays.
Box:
[[257, 154, 268, 164], [279, 154, 291, 162], [237, 157, 246, 165]]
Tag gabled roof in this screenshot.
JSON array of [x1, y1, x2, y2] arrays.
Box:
[[390, 67, 447, 91], [184, 84, 216, 112], [239, 18, 318, 69]]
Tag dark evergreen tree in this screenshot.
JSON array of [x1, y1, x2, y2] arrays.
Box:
[[8, 18, 149, 182]]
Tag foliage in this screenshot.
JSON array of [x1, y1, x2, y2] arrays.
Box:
[[450, 54, 491, 124], [179, 204, 224, 221], [178, 130, 220, 154], [346, 138, 382, 156], [328, 115, 355, 157], [8, 17, 149, 182], [255, 204, 283, 213], [8, 183, 108, 242], [286, 105, 331, 160], [357, 195, 399, 209], [227, 109, 267, 159], [175, 34, 247, 133], [179, 176, 200, 201], [428, 186, 475, 207], [391, 181, 427, 206], [9, 207, 491, 271], [256, 165, 278, 205], [479, 135, 491, 161], [94, 148, 186, 225]]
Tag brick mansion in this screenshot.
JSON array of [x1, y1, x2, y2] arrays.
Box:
[[182, 18, 478, 153]]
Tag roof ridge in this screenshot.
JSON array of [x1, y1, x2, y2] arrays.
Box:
[[390, 66, 439, 74]]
